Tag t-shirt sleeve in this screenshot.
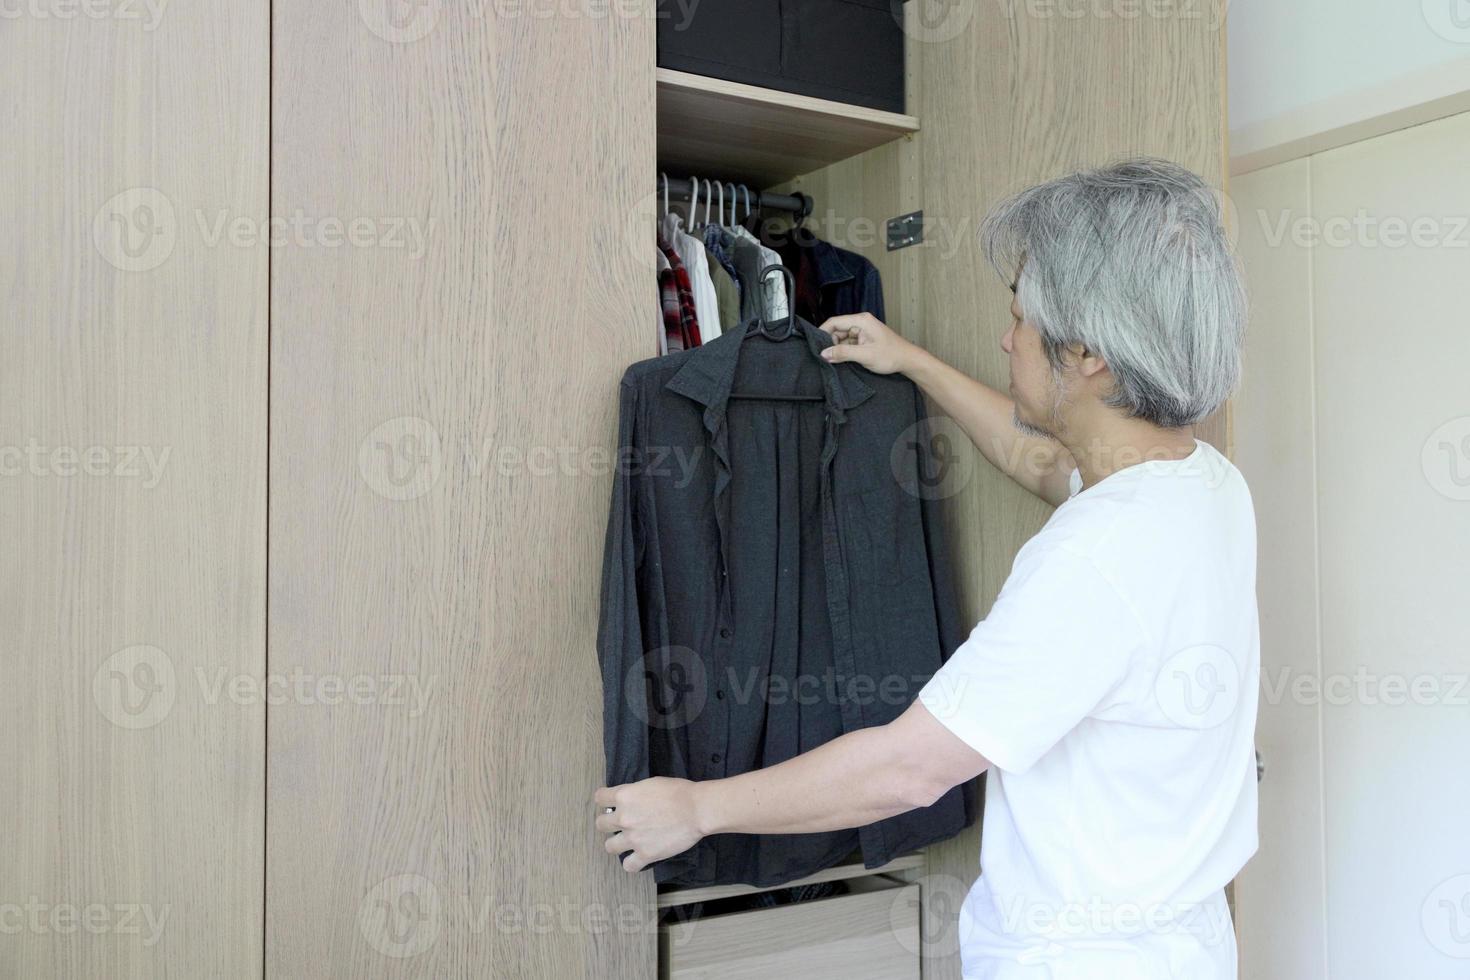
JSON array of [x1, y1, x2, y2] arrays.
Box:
[[916, 542, 1149, 775]]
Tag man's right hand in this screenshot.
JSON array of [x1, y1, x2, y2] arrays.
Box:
[[818, 313, 920, 376]]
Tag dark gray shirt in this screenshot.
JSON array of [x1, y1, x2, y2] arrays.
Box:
[[597, 315, 979, 888]]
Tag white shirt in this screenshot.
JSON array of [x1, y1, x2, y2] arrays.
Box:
[[660, 213, 723, 342], [916, 438, 1259, 979], [727, 224, 789, 320]]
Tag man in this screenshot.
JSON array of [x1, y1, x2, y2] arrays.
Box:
[[594, 158, 1258, 978]]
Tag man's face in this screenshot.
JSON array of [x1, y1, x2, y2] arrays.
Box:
[[1001, 290, 1066, 440]]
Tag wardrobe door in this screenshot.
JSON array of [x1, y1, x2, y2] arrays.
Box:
[[268, 4, 657, 977], [0, 3, 268, 978], [911, 7, 1229, 978]]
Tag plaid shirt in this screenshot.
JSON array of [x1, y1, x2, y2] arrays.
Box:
[[657, 232, 702, 351]]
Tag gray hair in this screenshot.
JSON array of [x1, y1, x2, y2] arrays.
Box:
[[978, 157, 1247, 428]]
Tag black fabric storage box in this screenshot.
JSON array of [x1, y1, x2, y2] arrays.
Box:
[[656, 0, 907, 114]]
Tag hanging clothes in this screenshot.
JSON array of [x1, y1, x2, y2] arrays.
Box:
[[727, 223, 790, 321], [703, 244, 741, 335], [702, 223, 743, 311], [772, 229, 887, 324], [597, 315, 978, 888], [657, 232, 701, 352], [655, 244, 671, 356], [661, 212, 721, 343]]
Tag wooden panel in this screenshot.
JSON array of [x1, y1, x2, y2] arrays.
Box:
[[910, 7, 1229, 978], [658, 69, 918, 187], [1230, 157, 1327, 980], [659, 853, 924, 909], [267, 3, 657, 978], [661, 879, 919, 979], [0, 2, 267, 977]]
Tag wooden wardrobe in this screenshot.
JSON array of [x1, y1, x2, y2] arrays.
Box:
[[5, 2, 1227, 977]]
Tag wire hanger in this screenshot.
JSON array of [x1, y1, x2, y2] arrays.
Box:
[[730, 264, 823, 403]]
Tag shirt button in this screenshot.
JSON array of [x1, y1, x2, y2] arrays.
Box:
[[719, 626, 731, 638], [715, 689, 725, 700], [711, 753, 722, 764]]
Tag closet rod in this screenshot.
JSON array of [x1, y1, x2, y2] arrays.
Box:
[[660, 176, 812, 220]]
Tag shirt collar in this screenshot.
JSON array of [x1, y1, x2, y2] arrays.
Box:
[[810, 238, 859, 288], [663, 315, 875, 432]]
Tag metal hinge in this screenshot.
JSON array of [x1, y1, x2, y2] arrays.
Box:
[[886, 210, 924, 251]]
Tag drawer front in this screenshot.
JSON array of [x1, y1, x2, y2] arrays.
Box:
[[661, 881, 919, 980]]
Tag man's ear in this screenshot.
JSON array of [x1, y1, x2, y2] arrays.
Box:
[[1076, 346, 1110, 381]]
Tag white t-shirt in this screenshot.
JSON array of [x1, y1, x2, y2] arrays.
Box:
[[916, 438, 1260, 979]]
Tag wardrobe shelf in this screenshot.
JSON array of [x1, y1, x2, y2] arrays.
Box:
[[656, 852, 925, 909], [656, 68, 920, 189]]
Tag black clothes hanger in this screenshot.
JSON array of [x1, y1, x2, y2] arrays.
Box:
[[729, 265, 824, 403]]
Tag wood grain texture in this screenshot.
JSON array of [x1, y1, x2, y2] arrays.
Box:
[[658, 68, 919, 188], [267, 2, 658, 977], [660, 879, 919, 980], [911, 7, 1228, 976], [0, 1, 268, 977]]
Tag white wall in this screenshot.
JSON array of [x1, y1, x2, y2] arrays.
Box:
[[1231, 108, 1470, 979], [1228, 0, 1470, 130]]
